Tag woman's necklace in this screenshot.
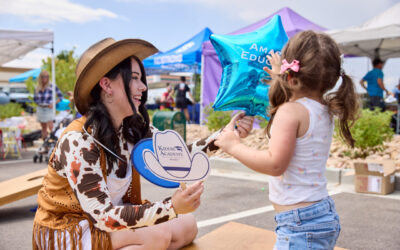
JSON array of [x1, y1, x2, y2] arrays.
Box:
[[82, 126, 127, 163]]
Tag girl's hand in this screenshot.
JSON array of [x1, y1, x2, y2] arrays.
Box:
[[215, 120, 241, 154], [264, 50, 282, 76], [171, 181, 204, 214]]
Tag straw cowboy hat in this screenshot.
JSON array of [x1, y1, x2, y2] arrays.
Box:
[[74, 38, 158, 115]]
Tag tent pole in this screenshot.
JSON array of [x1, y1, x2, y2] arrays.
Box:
[[192, 62, 197, 124], [397, 103, 399, 135], [199, 54, 205, 125], [51, 40, 56, 118]]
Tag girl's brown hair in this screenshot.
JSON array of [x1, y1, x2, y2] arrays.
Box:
[[267, 30, 359, 147]]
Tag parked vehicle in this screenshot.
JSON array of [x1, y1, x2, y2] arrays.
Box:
[[0, 86, 35, 113], [3, 86, 32, 104], [0, 91, 10, 104]]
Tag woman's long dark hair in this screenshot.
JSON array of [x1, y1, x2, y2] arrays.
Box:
[[84, 55, 150, 167]]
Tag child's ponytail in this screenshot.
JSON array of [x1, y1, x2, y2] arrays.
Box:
[[266, 76, 291, 138], [326, 73, 359, 147]]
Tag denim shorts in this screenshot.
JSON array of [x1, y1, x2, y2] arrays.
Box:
[[274, 196, 341, 250], [369, 96, 385, 111], [37, 106, 54, 123]]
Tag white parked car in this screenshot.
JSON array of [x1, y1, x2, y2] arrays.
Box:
[[2, 86, 32, 103], [0, 91, 10, 104]]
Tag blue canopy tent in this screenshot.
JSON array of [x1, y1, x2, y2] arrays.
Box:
[[144, 28, 213, 123], [9, 68, 41, 82], [143, 27, 213, 74]]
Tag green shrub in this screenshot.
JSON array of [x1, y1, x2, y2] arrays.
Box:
[[193, 73, 201, 102], [203, 103, 233, 132], [335, 108, 394, 158], [42, 49, 77, 95], [0, 103, 24, 119], [255, 115, 269, 129], [147, 109, 156, 120]]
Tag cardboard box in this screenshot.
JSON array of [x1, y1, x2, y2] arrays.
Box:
[[354, 160, 396, 195]]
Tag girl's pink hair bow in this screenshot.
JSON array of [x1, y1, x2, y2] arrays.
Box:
[[280, 59, 300, 74]]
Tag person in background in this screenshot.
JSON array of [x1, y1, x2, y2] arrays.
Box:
[[390, 79, 400, 134], [66, 90, 74, 109], [359, 58, 391, 111], [33, 70, 63, 140], [169, 76, 195, 122], [160, 82, 174, 110], [392, 79, 400, 102]]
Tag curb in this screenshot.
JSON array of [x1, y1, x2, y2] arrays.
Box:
[[210, 157, 400, 191]]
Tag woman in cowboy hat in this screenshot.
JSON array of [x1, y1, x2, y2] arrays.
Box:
[[33, 38, 254, 250]]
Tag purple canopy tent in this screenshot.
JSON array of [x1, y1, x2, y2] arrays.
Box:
[[200, 7, 325, 123]]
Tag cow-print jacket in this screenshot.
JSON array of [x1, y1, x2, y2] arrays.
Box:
[[51, 125, 219, 232]]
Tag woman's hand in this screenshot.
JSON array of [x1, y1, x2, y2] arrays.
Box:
[[236, 113, 254, 138], [48, 103, 53, 109], [226, 112, 254, 138], [264, 50, 282, 76], [171, 181, 204, 214]]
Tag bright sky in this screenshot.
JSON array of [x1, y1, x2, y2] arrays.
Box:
[[1, 0, 399, 91]]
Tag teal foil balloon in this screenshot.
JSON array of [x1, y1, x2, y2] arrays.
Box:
[[210, 15, 288, 119]]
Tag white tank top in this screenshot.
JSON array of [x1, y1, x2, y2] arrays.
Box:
[[269, 97, 333, 205]]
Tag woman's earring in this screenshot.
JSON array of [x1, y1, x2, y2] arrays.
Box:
[[105, 93, 114, 104]]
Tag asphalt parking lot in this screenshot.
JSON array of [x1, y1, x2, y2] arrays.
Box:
[[1, 149, 400, 250]]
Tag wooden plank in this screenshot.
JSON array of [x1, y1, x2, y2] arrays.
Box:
[[0, 168, 47, 206], [183, 222, 347, 250], [183, 222, 276, 250]]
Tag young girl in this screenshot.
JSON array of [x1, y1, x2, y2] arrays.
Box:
[[215, 30, 359, 249]]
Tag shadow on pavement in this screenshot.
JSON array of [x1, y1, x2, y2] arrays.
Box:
[[0, 204, 36, 223]]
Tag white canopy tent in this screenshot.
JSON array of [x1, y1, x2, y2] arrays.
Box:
[[0, 29, 56, 116], [327, 3, 400, 60], [327, 3, 400, 134]]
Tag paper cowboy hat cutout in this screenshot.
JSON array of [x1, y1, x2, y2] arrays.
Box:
[[132, 130, 210, 187], [131, 138, 179, 188]]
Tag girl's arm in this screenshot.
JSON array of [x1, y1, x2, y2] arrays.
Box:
[[215, 103, 300, 176]]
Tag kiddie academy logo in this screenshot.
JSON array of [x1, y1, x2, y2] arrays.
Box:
[[157, 145, 184, 158], [240, 43, 276, 66]]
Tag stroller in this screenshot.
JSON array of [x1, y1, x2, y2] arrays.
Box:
[[33, 111, 73, 163]]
